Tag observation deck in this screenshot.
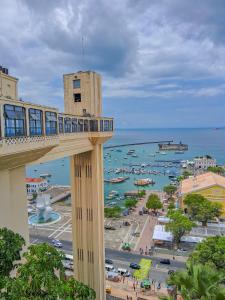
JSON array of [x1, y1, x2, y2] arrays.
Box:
[[0, 97, 113, 169]]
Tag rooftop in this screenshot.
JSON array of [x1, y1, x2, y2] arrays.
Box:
[[26, 177, 46, 183], [180, 172, 225, 195]]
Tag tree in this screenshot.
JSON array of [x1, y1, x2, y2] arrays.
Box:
[[166, 210, 195, 248], [207, 166, 225, 175], [184, 194, 222, 226], [124, 198, 138, 209], [167, 202, 175, 210], [0, 227, 25, 278], [104, 206, 121, 218], [182, 170, 192, 179], [0, 231, 96, 299], [146, 194, 162, 213], [163, 185, 177, 197], [138, 190, 146, 198], [166, 263, 225, 300], [189, 236, 225, 272]]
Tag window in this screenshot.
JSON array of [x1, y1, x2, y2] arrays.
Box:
[[74, 93, 81, 102], [58, 116, 64, 133], [64, 117, 72, 133], [77, 119, 84, 132], [4, 104, 26, 137], [90, 120, 98, 132], [72, 118, 77, 132], [73, 79, 80, 89], [84, 119, 89, 132], [45, 111, 57, 135], [29, 108, 43, 136]]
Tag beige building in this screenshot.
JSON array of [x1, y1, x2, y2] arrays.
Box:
[[179, 172, 225, 217], [0, 68, 113, 300]]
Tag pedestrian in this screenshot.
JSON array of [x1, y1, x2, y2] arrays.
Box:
[[123, 275, 125, 283], [126, 296, 129, 300], [133, 282, 136, 291], [173, 256, 175, 260]]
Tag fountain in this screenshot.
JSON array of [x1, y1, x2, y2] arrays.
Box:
[[29, 194, 61, 226]]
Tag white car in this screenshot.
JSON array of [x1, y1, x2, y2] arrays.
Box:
[[53, 241, 63, 248]]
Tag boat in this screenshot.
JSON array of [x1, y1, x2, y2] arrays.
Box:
[[134, 178, 155, 186], [175, 151, 184, 154], [116, 149, 122, 152], [159, 152, 167, 155], [104, 177, 129, 184], [149, 154, 155, 157], [132, 154, 138, 157], [40, 173, 51, 178]]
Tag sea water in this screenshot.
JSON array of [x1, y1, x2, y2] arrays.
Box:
[[26, 128, 225, 205]]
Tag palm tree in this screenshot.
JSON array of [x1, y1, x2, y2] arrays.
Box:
[[163, 263, 225, 300]]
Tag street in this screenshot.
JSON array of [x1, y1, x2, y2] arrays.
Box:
[[30, 234, 185, 283]]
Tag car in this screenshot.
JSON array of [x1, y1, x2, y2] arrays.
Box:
[[53, 241, 63, 248], [117, 268, 131, 277], [129, 263, 141, 269], [105, 285, 112, 294], [168, 270, 175, 275], [160, 259, 171, 265], [104, 225, 116, 230], [105, 258, 113, 265], [177, 248, 187, 252], [52, 239, 60, 244]]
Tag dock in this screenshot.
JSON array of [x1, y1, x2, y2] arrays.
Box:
[[104, 140, 173, 149]]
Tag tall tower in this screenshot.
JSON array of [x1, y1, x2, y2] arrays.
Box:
[[65, 71, 107, 300], [64, 71, 102, 117]]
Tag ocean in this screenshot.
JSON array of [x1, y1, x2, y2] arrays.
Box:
[[26, 128, 225, 205]]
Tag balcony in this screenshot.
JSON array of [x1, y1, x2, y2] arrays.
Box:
[[0, 98, 113, 169]]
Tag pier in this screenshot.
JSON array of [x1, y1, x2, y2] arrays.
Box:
[[104, 140, 173, 149]]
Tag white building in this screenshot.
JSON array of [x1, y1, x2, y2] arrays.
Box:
[[26, 177, 48, 195], [193, 156, 216, 170]]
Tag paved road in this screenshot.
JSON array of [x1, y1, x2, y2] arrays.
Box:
[[30, 234, 185, 283]]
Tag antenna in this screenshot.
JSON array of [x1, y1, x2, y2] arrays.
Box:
[[81, 34, 85, 69]]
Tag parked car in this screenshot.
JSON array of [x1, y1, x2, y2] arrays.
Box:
[[104, 225, 116, 230], [117, 268, 131, 277], [105, 258, 113, 265], [168, 270, 175, 275], [160, 259, 170, 265], [129, 263, 141, 270], [53, 241, 63, 248], [52, 239, 60, 244]]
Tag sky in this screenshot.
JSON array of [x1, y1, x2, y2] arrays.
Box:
[[1, 0, 225, 128]]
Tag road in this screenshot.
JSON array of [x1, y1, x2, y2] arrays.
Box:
[[30, 234, 185, 283]]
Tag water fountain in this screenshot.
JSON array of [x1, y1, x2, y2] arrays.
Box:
[[29, 194, 61, 226]]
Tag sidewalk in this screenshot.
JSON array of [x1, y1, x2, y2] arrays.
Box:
[[107, 278, 167, 300]]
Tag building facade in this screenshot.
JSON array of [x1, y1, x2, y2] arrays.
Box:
[[26, 177, 48, 194], [0, 68, 113, 300], [179, 172, 225, 217], [193, 156, 216, 170]]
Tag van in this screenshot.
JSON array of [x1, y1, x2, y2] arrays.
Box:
[[117, 268, 130, 277], [105, 264, 115, 272]]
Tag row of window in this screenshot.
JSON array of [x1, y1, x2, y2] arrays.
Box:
[[2, 104, 113, 137]]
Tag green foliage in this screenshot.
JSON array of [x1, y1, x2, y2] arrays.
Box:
[[146, 194, 162, 211], [163, 185, 177, 196], [138, 190, 146, 197], [182, 171, 192, 178], [167, 263, 225, 300], [0, 227, 25, 278], [32, 192, 38, 200], [104, 206, 121, 218], [189, 236, 225, 272], [166, 210, 195, 247], [184, 193, 222, 226], [0, 231, 96, 299], [168, 202, 175, 210], [124, 198, 138, 209], [207, 166, 225, 175], [177, 171, 192, 182]]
